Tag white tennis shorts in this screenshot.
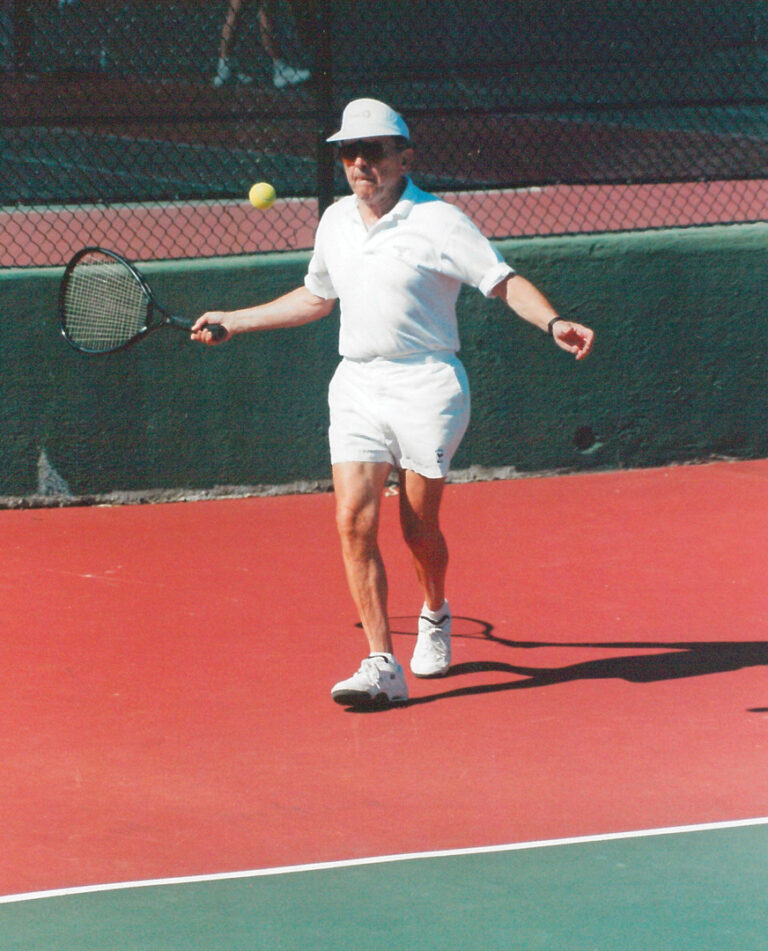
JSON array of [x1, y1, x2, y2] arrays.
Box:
[[328, 352, 470, 478]]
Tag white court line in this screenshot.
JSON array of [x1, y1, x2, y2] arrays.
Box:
[[1, 816, 767, 906]]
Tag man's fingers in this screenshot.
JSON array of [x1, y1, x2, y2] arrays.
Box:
[[555, 323, 594, 359]]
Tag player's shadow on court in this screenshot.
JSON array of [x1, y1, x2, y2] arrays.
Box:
[[382, 616, 768, 709]]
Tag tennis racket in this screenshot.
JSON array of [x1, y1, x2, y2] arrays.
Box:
[[59, 247, 226, 354]]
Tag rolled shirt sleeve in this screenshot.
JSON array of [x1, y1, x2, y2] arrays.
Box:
[[438, 214, 514, 296]]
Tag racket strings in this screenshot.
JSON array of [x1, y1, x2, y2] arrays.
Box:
[[62, 252, 150, 352]]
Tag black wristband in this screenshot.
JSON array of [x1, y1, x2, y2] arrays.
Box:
[[547, 316, 565, 336]]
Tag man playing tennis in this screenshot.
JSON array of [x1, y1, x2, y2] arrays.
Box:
[[191, 98, 594, 707]]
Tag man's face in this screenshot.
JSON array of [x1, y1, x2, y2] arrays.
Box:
[[338, 136, 413, 207]]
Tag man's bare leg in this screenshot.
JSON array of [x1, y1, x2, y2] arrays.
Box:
[[332, 460, 393, 654], [399, 468, 452, 677], [398, 469, 448, 611]]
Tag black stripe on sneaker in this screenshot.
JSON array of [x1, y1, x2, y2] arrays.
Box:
[[420, 614, 449, 625]]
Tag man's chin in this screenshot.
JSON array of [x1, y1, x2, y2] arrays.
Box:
[[352, 182, 377, 199]]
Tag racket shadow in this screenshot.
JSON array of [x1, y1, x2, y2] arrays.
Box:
[[353, 617, 768, 711]]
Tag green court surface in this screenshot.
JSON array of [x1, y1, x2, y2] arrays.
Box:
[[2, 821, 766, 950]]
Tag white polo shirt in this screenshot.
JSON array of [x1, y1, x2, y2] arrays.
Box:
[[305, 178, 514, 361]]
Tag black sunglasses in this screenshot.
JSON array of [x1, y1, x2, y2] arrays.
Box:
[[337, 139, 399, 163]]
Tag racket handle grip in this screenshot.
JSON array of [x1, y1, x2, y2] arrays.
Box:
[[206, 323, 227, 341]]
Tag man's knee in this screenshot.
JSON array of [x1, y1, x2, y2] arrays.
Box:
[[333, 462, 390, 549], [335, 497, 379, 550], [401, 511, 444, 557]]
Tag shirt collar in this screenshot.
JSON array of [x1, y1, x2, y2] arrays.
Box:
[[389, 177, 418, 219]]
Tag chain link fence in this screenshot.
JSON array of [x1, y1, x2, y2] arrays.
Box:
[[2, 0, 768, 267]]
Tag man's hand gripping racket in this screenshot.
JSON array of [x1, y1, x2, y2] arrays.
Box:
[[59, 247, 227, 354]]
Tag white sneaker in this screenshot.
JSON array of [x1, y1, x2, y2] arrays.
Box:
[[410, 601, 451, 677], [212, 58, 252, 88], [273, 59, 311, 89], [211, 66, 229, 88], [331, 655, 408, 707]]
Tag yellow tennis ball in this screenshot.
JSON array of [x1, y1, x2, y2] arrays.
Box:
[[248, 181, 276, 210]]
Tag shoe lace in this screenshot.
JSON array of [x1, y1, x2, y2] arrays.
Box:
[[359, 655, 392, 685], [415, 621, 449, 662]]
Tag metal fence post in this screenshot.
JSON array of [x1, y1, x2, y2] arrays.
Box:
[[315, 0, 335, 217]]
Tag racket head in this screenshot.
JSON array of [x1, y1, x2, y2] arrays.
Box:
[[59, 247, 161, 354]]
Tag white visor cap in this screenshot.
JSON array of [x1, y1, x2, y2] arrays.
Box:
[[326, 98, 410, 143]]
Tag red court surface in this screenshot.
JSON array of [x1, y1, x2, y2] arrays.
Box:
[[1, 460, 767, 899]]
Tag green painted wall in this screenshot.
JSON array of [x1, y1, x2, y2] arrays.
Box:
[[1, 224, 766, 502]]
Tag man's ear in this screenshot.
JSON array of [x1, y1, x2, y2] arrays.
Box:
[[401, 147, 415, 170]]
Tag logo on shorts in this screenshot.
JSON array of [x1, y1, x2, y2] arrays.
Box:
[[436, 448, 444, 462]]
